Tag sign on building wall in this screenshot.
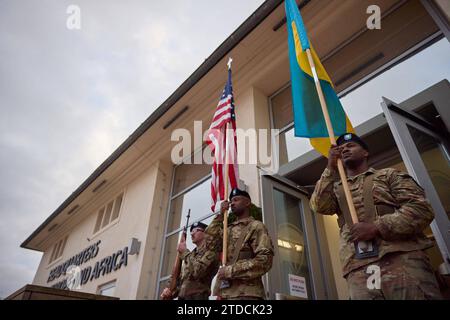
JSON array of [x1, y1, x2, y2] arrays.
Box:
[[288, 274, 308, 299], [47, 240, 129, 290]]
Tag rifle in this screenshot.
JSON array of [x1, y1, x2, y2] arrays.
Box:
[[163, 209, 190, 300]]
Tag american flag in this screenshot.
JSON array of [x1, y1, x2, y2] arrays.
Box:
[[206, 67, 239, 212]]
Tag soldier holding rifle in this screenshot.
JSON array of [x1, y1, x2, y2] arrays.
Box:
[[161, 210, 220, 300]]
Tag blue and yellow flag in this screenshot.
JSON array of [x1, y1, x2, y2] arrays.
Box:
[[285, 0, 354, 156]]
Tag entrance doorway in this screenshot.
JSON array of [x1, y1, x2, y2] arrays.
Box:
[[261, 175, 336, 299], [382, 81, 450, 296]]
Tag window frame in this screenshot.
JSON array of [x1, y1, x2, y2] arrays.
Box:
[[97, 280, 117, 296], [47, 235, 69, 266], [156, 152, 220, 297], [91, 190, 126, 238]]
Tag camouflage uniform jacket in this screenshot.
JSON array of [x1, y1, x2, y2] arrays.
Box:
[[206, 215, 274, 299], [176, 243, 220, 299], [310, 167, 434, 277]]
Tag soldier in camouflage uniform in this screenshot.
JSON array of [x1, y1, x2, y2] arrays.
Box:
[[160, 222, 220, 300], [206, 188, 274, 300], [310, 133, 442, 300]]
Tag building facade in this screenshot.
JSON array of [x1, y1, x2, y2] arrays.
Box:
[[22, 0, 450, 299]]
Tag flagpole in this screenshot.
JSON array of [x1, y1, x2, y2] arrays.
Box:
[[305, 49, 359, 224], [222, 57, 233, 266], [223, 121, 230, 266]]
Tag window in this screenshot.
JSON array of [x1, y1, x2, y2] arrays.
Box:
[[340, 39, 450, 128], [406, 125, 450, 220], [157, 157, 217, 296], [49, 236, 68, 264], [172, 159, 210, 196], [270, 85, 313, 166], [93, 193, 124, 234], [167, 176, 214, 233], [98, 280, 116, 297], [272, 188, 313, 299]]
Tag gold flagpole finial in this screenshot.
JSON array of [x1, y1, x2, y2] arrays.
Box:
[[227, 57, 233, 70]]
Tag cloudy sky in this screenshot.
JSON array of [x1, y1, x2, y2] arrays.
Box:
[[1, 0, 449, 299], [0, 0, 266, 298]]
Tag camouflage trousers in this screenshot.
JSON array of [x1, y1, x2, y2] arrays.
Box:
[[346, 250, 442, 300], [178, 292, 210, 300], [221, 296, 264, 300]]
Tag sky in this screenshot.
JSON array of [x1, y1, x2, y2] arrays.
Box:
[[1, 0, 449, 299], [0, 0, 266, 299]]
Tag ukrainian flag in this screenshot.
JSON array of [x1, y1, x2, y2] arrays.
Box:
[[285, 0, 354, 156]]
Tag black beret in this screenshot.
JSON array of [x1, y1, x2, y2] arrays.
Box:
[[190, 221, 207, 232], [229, 188, 251, 201], [336, 133, 369, 151]]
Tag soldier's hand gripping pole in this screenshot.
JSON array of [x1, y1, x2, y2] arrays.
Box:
[[305, 49, 358, 224], [305, 49, 377, 259]]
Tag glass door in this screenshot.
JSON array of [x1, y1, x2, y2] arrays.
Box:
[[382, 97, 450, 272], [261, 175, 331, 300]]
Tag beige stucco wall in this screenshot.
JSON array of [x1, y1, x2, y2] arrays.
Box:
[[320, 214, 349, 299], [32, 161, 168, 300], [135, 160, 173, 299], [434, 0, 450, 22], [234, 85, 273, 207], [234, 86, 262, 206]]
